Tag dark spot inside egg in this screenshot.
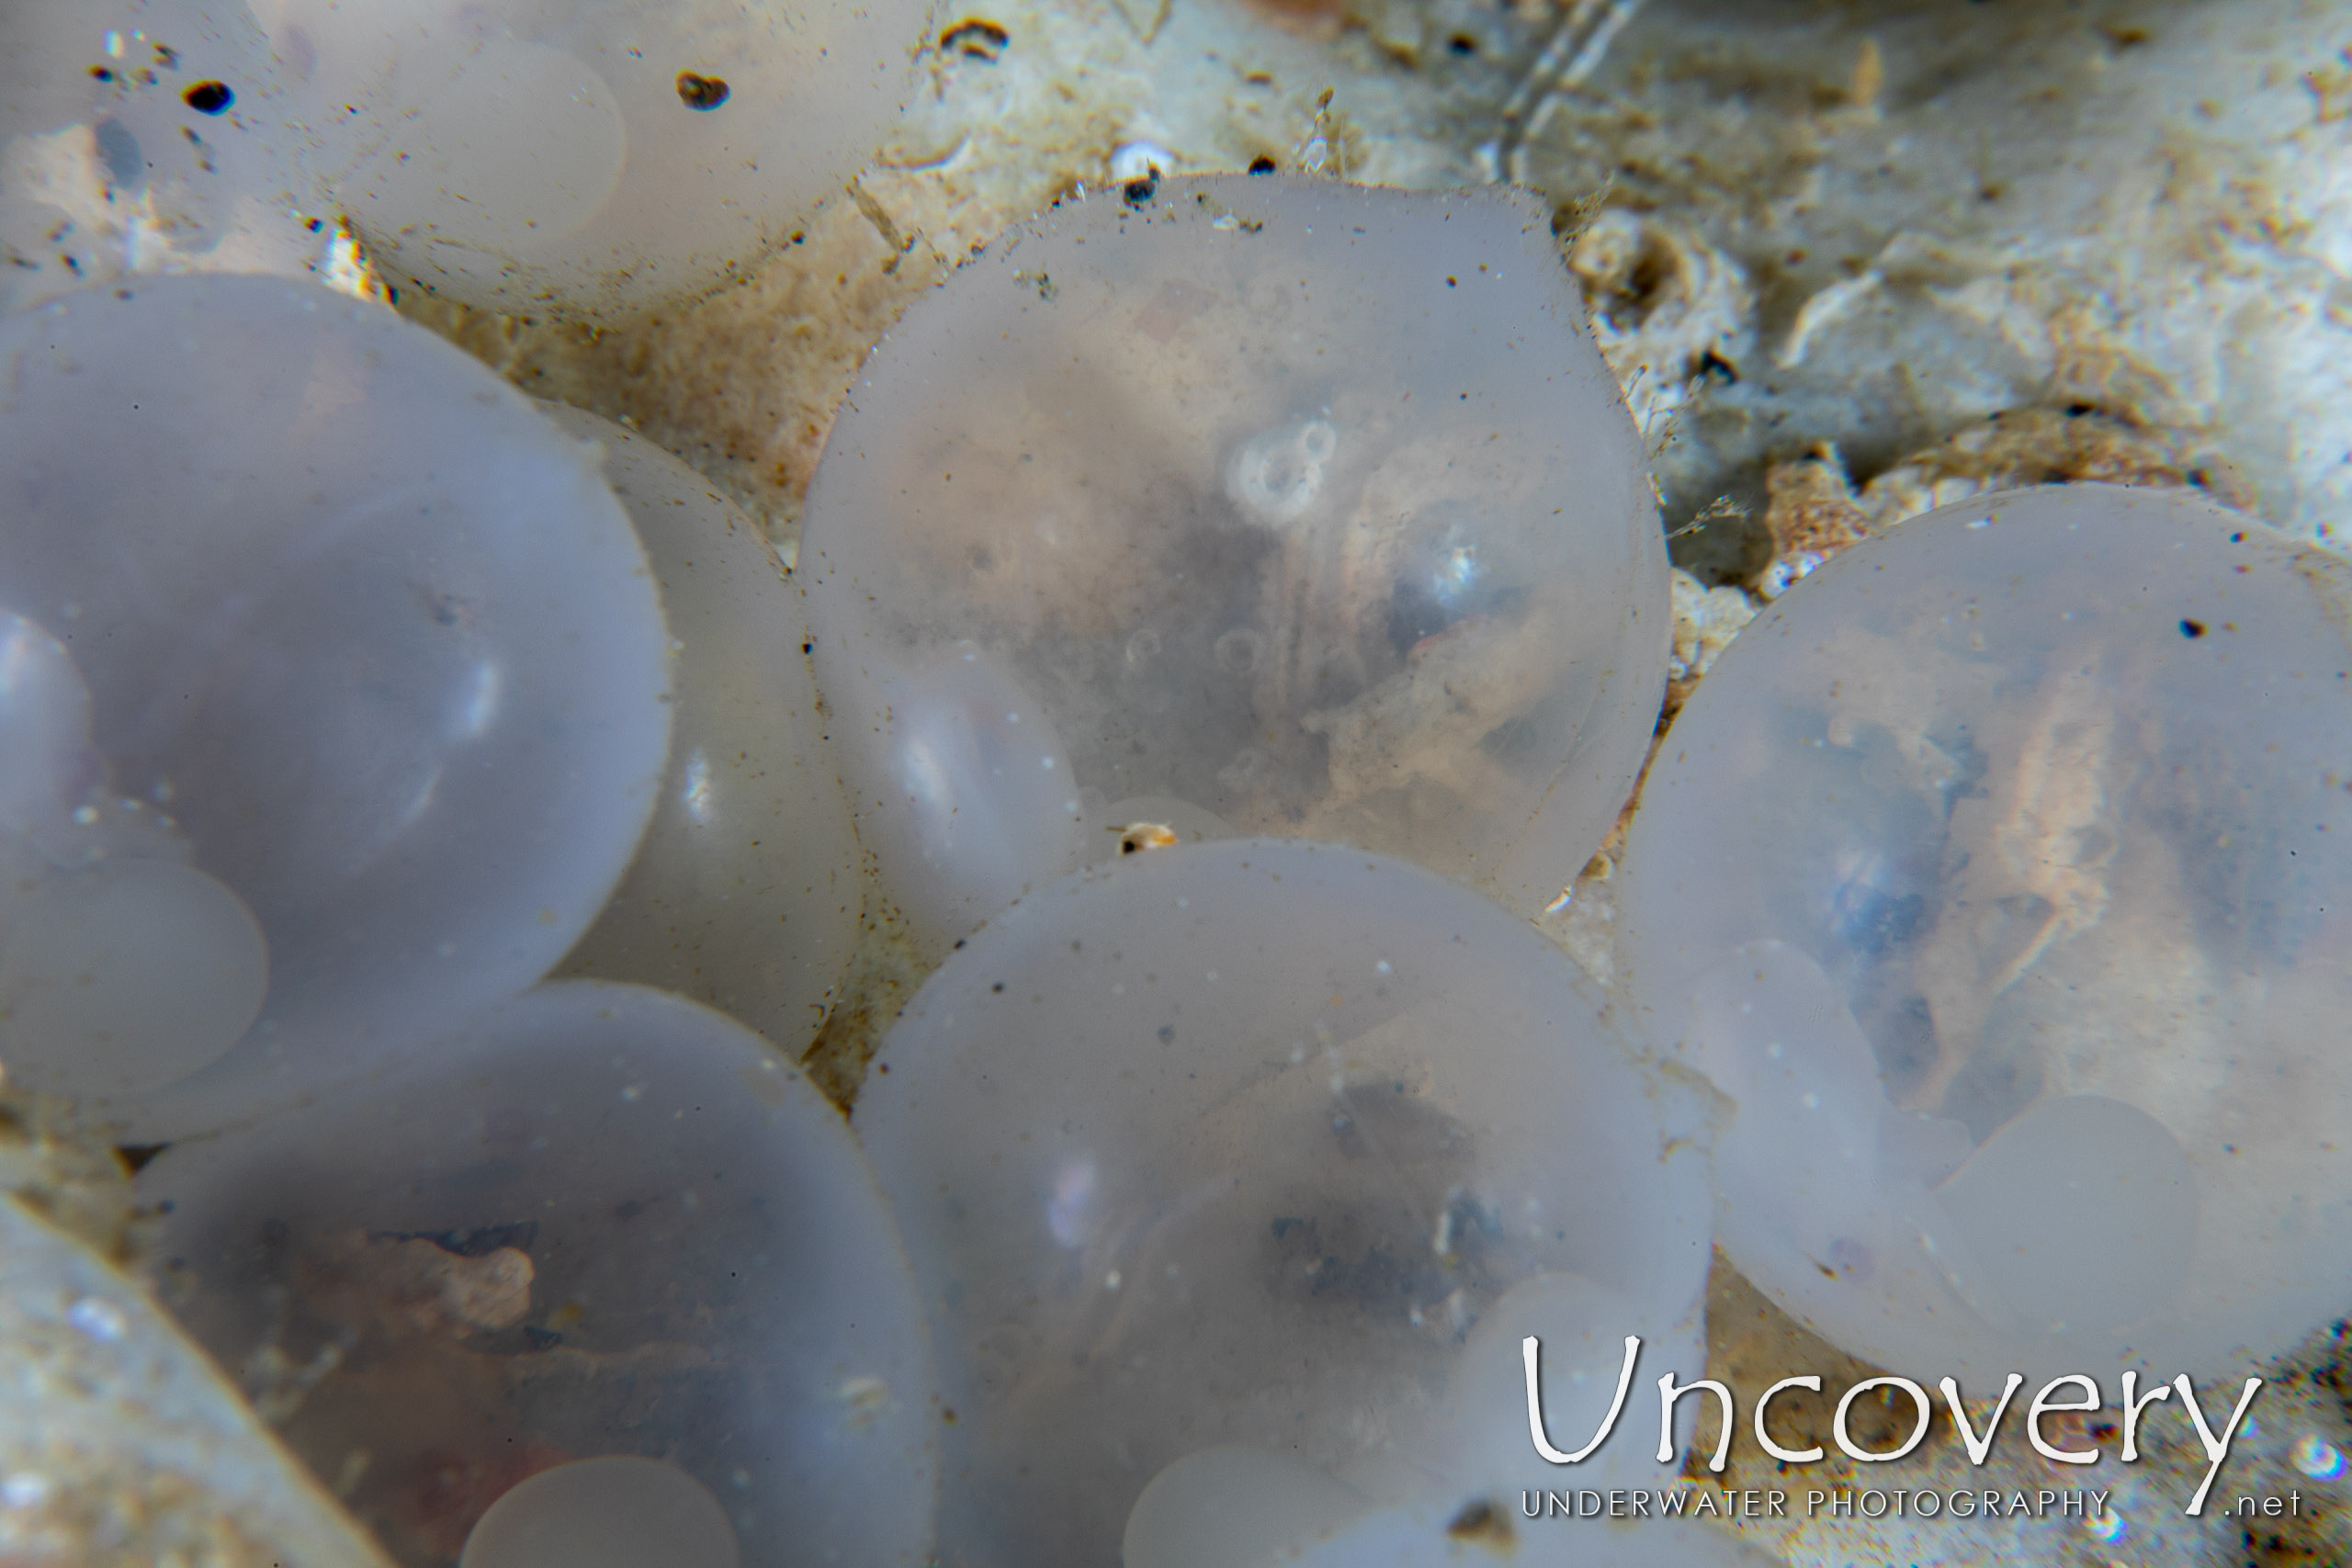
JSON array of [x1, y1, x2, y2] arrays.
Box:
[[674, 72, 729, 110], [941, 19, 1011, 59], [181, 80, 232, 114]]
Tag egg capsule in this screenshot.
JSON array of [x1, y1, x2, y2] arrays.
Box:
[[854, 839, 1712, 1565], [1618, 483, 2352, 1382], [538, 406, 860, 1055], [0, 275, 671, 1136], [853, 637, 1090, 942], [801, 175, 1667, 953], [258, 0, 930, 315], [139, 980, 938, 1568]]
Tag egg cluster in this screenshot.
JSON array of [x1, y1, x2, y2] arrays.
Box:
[[6, 5, 2351, 1568], [0, 0, 925, 317]]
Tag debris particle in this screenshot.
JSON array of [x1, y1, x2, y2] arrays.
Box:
[[940, 19, 1011, 60], [674, 72, 730, 110], [1445, 1495, 1514, 1545], [1848, 38, 1884, 113], [1117, 822, 1180, 854]]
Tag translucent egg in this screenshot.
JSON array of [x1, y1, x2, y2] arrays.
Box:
[[1618, 483, 2352, 1382], [0, 275, 671, 1136], [0, 1, 318, 311], [854, 839, 1712, 1565], [801, 175, 1667, 952], [539, 406, 859, 1055], [259, 0, 929, 315], [138, 981, 937, 1568]]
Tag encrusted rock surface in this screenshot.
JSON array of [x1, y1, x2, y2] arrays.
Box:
[[0, 1095, 393, 1568]]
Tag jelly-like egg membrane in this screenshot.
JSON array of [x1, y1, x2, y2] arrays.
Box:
[[141, 982, 939, 1568], [0, 274, 673, 1139], [856, 838, 1713, 1564], [1619, 484, 2352, 1384], [803, 174, 1668, 953]]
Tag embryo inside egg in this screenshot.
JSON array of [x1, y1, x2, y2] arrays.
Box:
[[140, 982, 938, 1568], [1619, 484, 2352, 1383], [802, 174, 1668, 951], [854, 839, 1713, 1565]]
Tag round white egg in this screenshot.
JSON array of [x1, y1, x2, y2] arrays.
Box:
[[0, 274, 672, 1136], [0, 857, 268, 1098], [460, 1456, 740, 1568], [855, 838, 1712, 1564], [1619, 482, 2352, 1382], [801, 175, 1668, 953], [539, 405, 860, 1055], [139, 980, 938, 1568]]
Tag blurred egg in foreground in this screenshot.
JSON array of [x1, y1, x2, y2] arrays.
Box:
[[459, 1455, 740, 1568], [140, 980, 938, 1568], [0, 274, 671, 1136]]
